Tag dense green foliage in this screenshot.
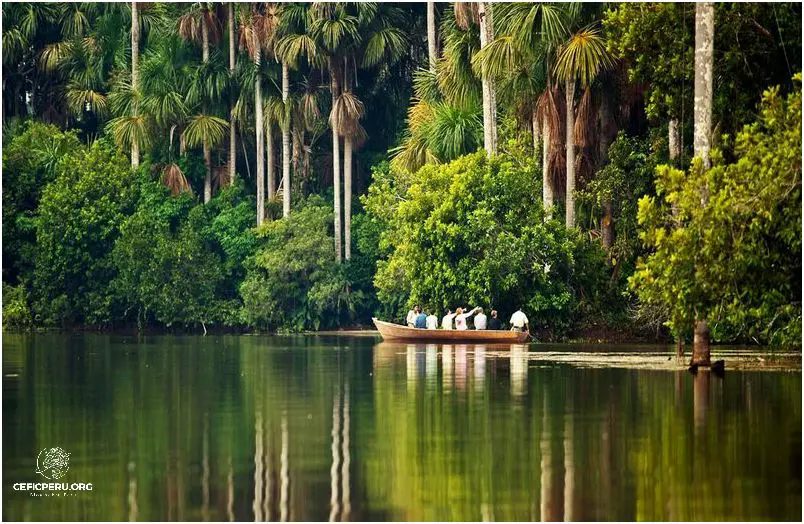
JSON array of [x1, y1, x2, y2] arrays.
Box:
[[240, 196, 371, 331], [33, 139, 139, 325], [631, 80, 802, 346], [364, 150, 617, 338], [2, 3, 800, 345]]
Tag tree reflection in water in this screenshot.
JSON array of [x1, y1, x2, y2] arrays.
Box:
[[1, 335, 800, 522]]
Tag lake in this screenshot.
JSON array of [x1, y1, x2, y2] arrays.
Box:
[[2, 334, 801, 521]]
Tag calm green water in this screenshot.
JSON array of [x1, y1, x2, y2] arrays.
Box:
[[2, 334, 801, 521]]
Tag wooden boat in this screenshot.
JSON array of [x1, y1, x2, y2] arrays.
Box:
[[372, 318, 529, 342]]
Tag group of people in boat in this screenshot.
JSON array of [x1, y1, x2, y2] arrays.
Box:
[[405, 305, 529, 332]]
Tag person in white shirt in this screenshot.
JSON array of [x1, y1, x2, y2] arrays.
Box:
[[454, 306, 481, 330], [441, 310, 456, 330], [406, 306, 419, 327], [509, 307, 529, 332], [426, 312, 438, 330], [474, 308, 487, 330]]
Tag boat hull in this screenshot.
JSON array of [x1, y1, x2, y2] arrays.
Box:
[[372, 318, 529, 343]]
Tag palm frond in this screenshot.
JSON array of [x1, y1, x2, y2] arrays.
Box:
[[39, 41, 73, 72], [453, 2, 478, 31], [276, 33, 318, 67], [412, 67, 441, 104], [330, 90, 364, 136], [427, 102, 483, 161], [106, 114, 152, 151], [184, 114, 229, 149], [573, 86, 595, 148], [390, 133, 440, 173], [65, 85, 108, 118], [160, 162, 192, 196], [553, 25, 614, 88], [362, 26, 407, 68]]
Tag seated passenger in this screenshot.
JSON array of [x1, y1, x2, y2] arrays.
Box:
[[426, 311, 438, 330], [414, 310, 427, 329], [488, 310, 502, 330], [474, 308, 487, 329]]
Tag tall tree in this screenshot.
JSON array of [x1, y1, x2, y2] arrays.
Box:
[[239, 6, 275, 225], [131, 2, 140, 169], [554, 25, 613, 228], [477, 2, 496, 155], [427, 2, 437, 72], [691, 1, 715, 366], [281, 61, 291, 217], [309, 3, 361, 262], [178, 3, 222, 203]]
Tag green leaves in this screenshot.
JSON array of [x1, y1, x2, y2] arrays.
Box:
[[365, 151, 614, 338], [553, 25, 614, 88], [630, 79, 802, 346], [183, 114, 229, 149]]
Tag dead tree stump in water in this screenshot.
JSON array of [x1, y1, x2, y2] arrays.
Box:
[[690, 319, 711, 367]]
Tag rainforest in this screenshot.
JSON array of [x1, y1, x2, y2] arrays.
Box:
[[2, 2, 801, 348]]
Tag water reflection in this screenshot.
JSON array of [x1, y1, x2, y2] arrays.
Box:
[[510, 344, 528, 399], [473, 345, 486, 396], [2, 335, 801, 522]]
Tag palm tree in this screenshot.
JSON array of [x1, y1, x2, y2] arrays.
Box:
[[554, 24, 614, 228], [309, 3, 360, 262], [344, 3, 407, 260], [240, 5, 277, 225], [473, 3, 565, 218], [691, 1, 714, 367], [455, 2, 496, 156], [178, 3, 222, 203], [276, 2, 321, 199]]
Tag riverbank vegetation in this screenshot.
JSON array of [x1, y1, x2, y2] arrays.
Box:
[[2, 3, 801, 347]]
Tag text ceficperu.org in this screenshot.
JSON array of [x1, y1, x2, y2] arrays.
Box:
[[13, 482, 93, 491]]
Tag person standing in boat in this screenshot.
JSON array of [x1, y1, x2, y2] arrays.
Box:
[[426, 311, 438, 330], [474, 307, 488, 330], [509, 307, 529, 332], [454, 306, 481, 330], [414, 308, 427, 329], [406, 305, 419, 327], [488, 310, 502, 330], [441, 309, 456, 330]]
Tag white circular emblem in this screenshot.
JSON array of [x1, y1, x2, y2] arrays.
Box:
[[35, 447, 71, 480]]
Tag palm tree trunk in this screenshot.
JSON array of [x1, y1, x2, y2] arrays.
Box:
[[267, 125, 275, 200], [344, 135, 352, 261], [542, 114, 553, 219], [691, 1, 714, 366], [478, 2, 496, 156], [331, 64, 342, 263], [228, 3, 236, 184], [202, 14, 212, 203], [693, 4, 714, 170], [565, 79, 576, 228], [485, 4, 498, 149], [255, 45, 265, 226], [427, 1, 437, 72], [668, 118, 680, 166], [131, 2, 140, 169], [292, 130, 301, 189], [532, 111, 540, 157], [282, 62, 291, 217]]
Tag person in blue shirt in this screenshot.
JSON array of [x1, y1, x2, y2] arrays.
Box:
[[414, 309, 428, 329]]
